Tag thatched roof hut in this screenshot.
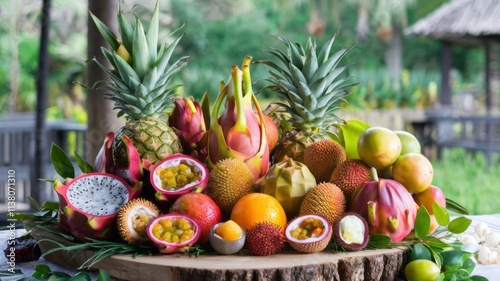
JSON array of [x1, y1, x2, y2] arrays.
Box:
[[407, 0, 500, 44], [406, 0, 500, 112]]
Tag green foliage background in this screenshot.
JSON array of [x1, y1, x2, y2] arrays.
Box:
[[0, 0, 486, 117]]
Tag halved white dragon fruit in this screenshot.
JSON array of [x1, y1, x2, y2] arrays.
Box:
[[54, 172, 141, 241]]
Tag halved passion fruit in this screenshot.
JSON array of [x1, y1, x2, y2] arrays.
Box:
[[146, 214, 201, 254], [208, 222, 246, 255], [285, 215, 332, 253], [149, 154, 209, 201], [334, 212, 369, 251]]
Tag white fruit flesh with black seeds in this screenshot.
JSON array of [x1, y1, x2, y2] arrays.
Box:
[[66, 174, 129, 216]]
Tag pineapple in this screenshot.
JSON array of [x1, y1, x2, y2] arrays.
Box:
[[90, 3, 186, 166], [257, 34, 358, 163]]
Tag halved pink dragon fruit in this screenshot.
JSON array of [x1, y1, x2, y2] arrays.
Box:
[[94, 131, 143, 188], [350, 172, 417, 242], [54, 173, 141, 241]]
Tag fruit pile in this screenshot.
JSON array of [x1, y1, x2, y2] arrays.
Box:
[[47, 2, 483, 280]]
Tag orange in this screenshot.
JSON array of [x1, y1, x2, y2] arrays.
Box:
[[169, 193, 222, 244], [214, 220, 243, 241], [230, 193, 287, 231]]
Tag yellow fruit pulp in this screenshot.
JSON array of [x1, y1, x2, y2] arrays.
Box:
[[156, 162, 200, 190], [290, 218, 325, 240], [152, 217, 195, 243], [214, 220, 243, 241], [132, 209, 153, 235]]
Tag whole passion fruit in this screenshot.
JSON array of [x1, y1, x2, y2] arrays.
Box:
[[149, 153, 209, 201], [285, 215, 332, 254], [334, 212, 369, 251], [147, 214, 201, 254]]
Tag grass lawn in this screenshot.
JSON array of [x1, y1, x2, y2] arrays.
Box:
[[430, 148, 500, 215]]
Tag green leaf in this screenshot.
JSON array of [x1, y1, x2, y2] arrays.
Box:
[[409, 243, 432, 262], [97, 270, 112, 281], [440, 250, 466, 267], [0, 269, 23, 276], [42, 201, 60, 211], [423, 236, 452, 251], [146, 1, 159, 65], [448, 217, 472, 234], [462, 256, 476, 275], [367, 234, 391, 249], [446, 198, 470, 215], [470, 276, 489, 281], [74, 151, 94, 174], [201, 91, 211, 130], [49, 271, 72, 279], [35, 264, 51, 275], [433, 202, 450, 226], [89, 12, 119, 51], [415, 205, 431, 238], [427, 245, 443, 268], [334, 119, 370, 159], [68, 272, 91, 281], [28, 196, 41, 211], [132, 18, 150, 78], [50, 143, 75, 179]]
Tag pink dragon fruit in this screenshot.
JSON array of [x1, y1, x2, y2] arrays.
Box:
[[169, 97, 208, 162], [207, 56, 269, 179], [350, 171, 417, 242], [94, 131, 143, 187], [54, 173, 141, 241]]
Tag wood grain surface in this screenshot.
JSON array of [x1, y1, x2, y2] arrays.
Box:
[[29, 225, 409, 281]]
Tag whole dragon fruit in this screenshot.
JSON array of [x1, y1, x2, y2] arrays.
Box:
[[54, 173, 141, 241], [350, 170, 417, 242], [207, 56, 269, 179], [169, 97, 208, 162], [94, 131, 143, 187]]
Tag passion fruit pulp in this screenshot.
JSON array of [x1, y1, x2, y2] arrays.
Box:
[[147, 214, 200, 254], [285, 215, 332, 254], [149, 153, 209, 201]]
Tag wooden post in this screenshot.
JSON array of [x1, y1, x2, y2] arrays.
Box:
[[32, 0, 51, 197], [86, 0, 124, 162], [485, 39, 491, 114], [440, 40, 452, 106]]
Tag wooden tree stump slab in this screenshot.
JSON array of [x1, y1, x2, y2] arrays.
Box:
[[29, 226, 409, 281]]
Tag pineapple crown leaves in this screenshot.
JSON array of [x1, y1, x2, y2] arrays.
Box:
[[256, 34, 359, 130], [90, 2, 188, 120]]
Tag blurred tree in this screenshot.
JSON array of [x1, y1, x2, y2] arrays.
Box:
[[86, 0, 123, 162]]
